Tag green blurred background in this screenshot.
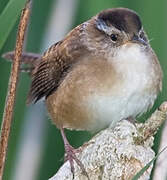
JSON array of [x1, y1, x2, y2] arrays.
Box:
[[0, 0, 167, 179]]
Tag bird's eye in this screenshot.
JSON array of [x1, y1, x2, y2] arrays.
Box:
[[139, 31, 148, 43], [110, 34, 118, 42], [139, 31, 144, 39]]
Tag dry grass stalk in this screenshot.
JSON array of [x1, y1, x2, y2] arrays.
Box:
[[0, 1, 31, 179]]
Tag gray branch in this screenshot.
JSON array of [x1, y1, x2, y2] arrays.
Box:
[[49, 102, 167, 180]]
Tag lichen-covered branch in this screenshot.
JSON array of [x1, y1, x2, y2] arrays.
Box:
[[49, 102, 167, 180], [0, 1, 31, 179]]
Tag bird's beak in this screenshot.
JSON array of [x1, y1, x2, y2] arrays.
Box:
[[132, 35, 147, 46]]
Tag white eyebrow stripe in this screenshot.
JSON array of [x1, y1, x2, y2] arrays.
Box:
[[96, 19, 122, 36], [96, 19, 107, 31]]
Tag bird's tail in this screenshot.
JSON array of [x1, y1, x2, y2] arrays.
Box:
[[2, 51, 41, 75]]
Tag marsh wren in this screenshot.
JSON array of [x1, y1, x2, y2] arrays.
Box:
[[3, 7, 162, 178]]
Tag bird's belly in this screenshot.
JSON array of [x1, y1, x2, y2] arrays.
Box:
[[85, 91, 156, 131], [85, 63, 158, 131], [47, 77, 157, 132]]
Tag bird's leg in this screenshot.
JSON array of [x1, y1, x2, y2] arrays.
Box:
[[126, 116, 138, 127], [60, 128, 89, 179], [127, 116, 134, 123]]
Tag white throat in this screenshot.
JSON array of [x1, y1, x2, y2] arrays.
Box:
[[112, 43, 152, 89]]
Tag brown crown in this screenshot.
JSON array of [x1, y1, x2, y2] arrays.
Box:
[[97, 8, 142, 33]]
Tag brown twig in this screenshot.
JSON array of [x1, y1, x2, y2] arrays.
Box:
[[135, 102, 167, 145], [0, 1, 31, 179]]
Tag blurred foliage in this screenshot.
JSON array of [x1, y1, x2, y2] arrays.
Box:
[[0, 0, 27, 50], [0, 0, 167, 180]]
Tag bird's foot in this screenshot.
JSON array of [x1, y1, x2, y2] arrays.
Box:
[[60, 128, 89, 179], [64, 143, 89, 180]]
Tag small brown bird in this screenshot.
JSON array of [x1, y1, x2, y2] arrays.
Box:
[[3, 8, 162, 177]]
